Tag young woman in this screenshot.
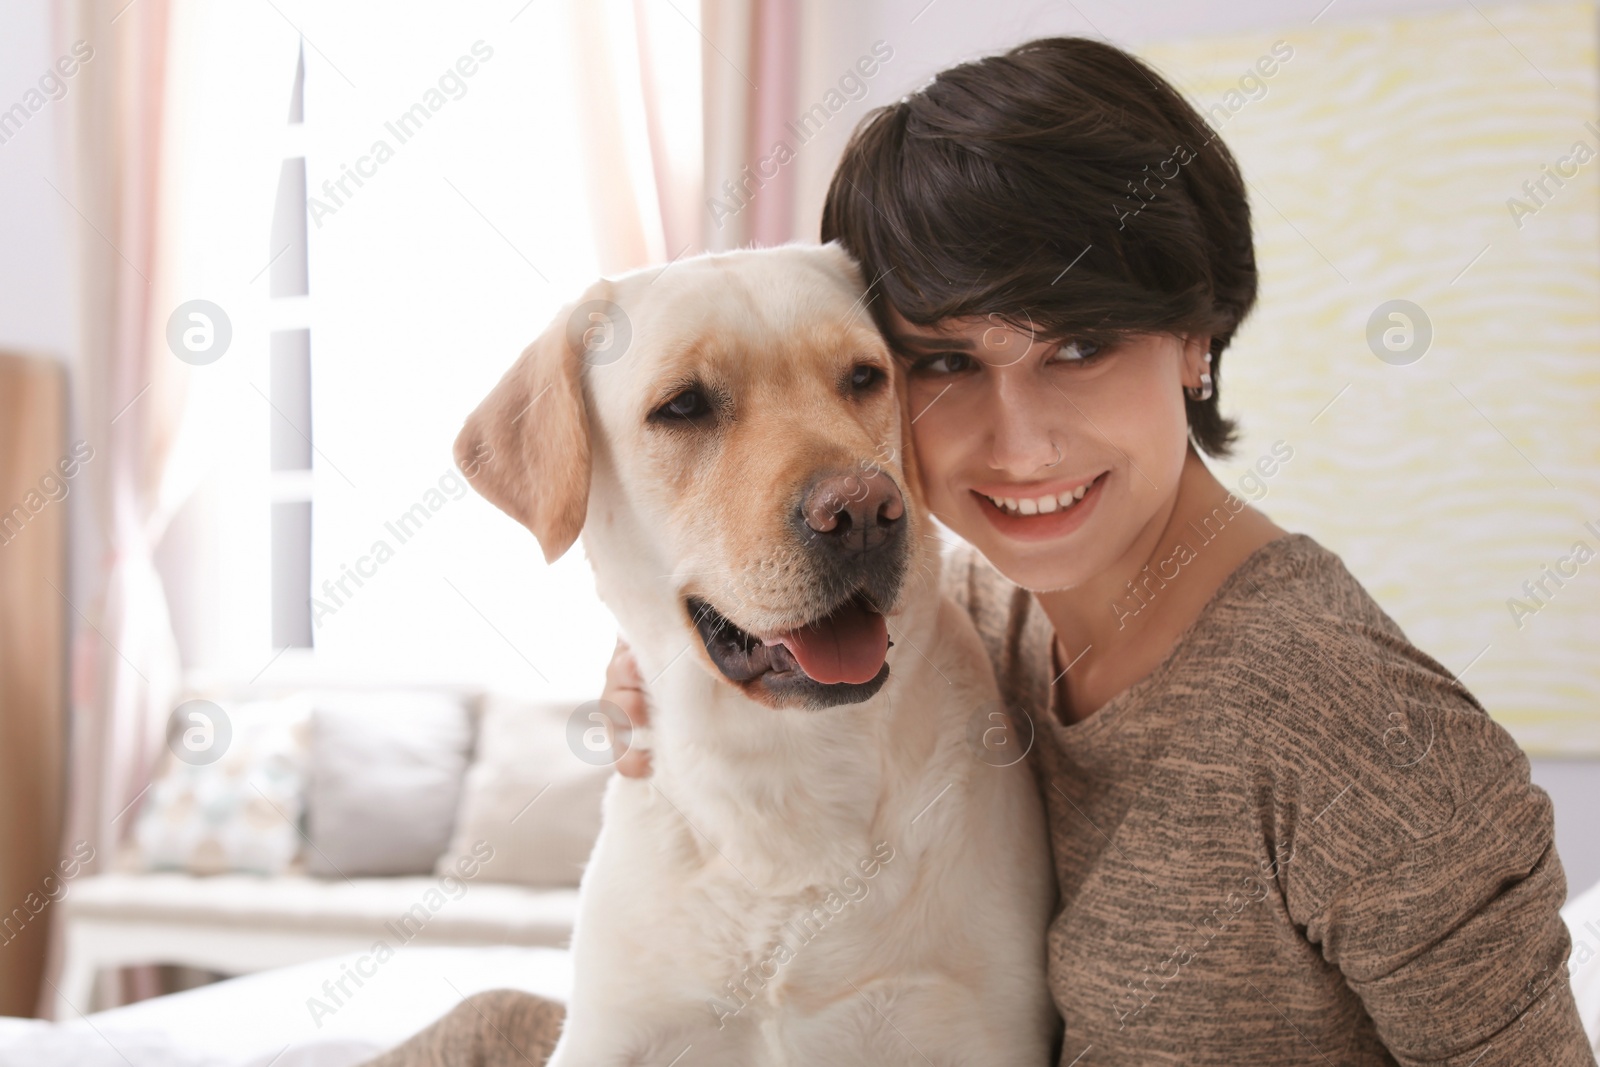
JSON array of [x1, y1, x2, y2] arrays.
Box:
[[366, 36, 1594, 1067]]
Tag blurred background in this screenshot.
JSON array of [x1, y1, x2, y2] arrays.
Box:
[[0, 0, 1595, 1050]]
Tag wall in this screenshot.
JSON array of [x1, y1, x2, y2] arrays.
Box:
[[0, 0, 75, 361], [790, 0, 1600, 900]]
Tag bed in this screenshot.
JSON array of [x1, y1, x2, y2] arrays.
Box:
[[0, 945, 570, 1067], [5, 879, 1599, 1065]]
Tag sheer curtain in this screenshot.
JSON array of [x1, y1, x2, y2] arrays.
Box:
[[49, 0, 181, 1016], [701, 0, 802, 251], [575, 0, 804, 266], [44, 0, 298, 1015]]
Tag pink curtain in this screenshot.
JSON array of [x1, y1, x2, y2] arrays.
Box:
[[42, 0, 185, 1017], [573, 0, 803, 267], [700, 0, 801, 251], [743, 0, 800, 247]]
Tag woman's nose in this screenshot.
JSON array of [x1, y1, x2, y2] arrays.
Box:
[[986, 382, 1065, 475], [988, 427, 1061, 476]]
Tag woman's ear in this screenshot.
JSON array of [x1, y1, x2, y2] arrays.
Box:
[[1181, 332, 1214, 390], [454, 282, 611, 564]]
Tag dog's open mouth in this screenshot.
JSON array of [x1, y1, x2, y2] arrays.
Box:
[[686, 590, 894, 691]]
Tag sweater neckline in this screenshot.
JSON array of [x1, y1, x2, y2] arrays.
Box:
[[1030, 532, 1315, 740]]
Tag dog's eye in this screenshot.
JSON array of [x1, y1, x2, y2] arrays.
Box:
[[652, 389, 712, 422], [849, 364, 885, 392]]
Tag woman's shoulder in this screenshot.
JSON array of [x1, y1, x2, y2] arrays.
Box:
[[1198, 533, 1539, 863], [1198, 533, 1480, 717], [936, 534, 1056, 667], [1197, 536, 1555, 941], [937, 527, 1517, 766], [935, 534, 1049, 717], [938, 527, 1418, 686], [1194, 533, 1500, 746], [1217, 532, 1405, 633], [936, 533, 1015, 624]]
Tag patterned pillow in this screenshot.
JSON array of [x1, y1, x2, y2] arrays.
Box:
[[131, 697, 311, 876]]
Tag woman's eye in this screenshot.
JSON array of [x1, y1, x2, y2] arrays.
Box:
[[1052, 340, 1103, 365], [910, 351, 974, 375], [850, 363, 886, 391], [652, 389, 712, 422]]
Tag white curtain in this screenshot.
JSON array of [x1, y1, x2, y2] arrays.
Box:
[[50, 0, 181, 1015], [44, 0, 299, 1016]]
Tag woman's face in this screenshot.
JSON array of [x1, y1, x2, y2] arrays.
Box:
[[884, 306, 1208, 593]]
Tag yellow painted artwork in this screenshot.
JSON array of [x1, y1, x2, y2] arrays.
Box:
[[1139, 2, 1600, 753]]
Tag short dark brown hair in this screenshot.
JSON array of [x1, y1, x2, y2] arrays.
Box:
[[820, 36, 1258, 458]]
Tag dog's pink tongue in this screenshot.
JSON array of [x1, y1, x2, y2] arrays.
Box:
[[775, 599, 889, 684]]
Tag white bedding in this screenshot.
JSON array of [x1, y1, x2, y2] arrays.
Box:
[[3, 882, 1597, 1065], [0, 946, 571, 1067], [1568, 878, 1600, 1053]]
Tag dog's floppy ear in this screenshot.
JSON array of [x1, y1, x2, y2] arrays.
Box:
[[454, 282, 612, 565]]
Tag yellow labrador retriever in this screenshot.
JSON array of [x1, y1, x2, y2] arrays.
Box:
[[455, 242, 1054, 1065]]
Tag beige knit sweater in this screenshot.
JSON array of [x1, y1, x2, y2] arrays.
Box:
[[365, 532, 1595, 1066], [944, 531, 1595, 1066]]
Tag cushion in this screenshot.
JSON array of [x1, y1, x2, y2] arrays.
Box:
[[132, 697, 311, 876], [304, 691, 474, 877], [434, 694, 610, 887]]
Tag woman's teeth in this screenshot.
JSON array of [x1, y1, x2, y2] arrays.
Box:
[[983, 479, 1093, 516]]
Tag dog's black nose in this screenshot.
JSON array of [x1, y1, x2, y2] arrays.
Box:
[[798, 469, 905, 555]]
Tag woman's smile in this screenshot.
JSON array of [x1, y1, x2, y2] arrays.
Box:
[[969, 470, 1110, 542]]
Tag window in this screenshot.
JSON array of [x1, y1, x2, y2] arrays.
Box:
[[269, 43, 312, 650], [278, 5, 694, 698]]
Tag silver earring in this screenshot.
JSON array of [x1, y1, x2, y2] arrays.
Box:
[[1185, 352, 1214, 402], [1045, 441, 1063, 467]]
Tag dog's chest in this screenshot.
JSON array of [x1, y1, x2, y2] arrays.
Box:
[[668, 832, 900, 973]]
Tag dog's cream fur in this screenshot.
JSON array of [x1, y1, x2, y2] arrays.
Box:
[[456, 243, 1054, 1066]]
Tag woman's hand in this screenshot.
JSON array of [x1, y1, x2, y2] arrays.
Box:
[[604, 635, 652, 777]]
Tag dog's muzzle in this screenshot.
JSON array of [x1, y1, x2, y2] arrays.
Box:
[[685, 467, 910, 709]]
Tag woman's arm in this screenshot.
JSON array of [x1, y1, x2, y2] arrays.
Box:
[[1270, 631, 1597, 1066], [1304, 777, 1592, 1064]]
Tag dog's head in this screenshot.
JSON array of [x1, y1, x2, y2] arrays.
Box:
[[455, 243, 929, 711]]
